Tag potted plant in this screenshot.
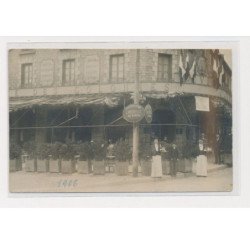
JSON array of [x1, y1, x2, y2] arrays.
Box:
[[92, 139, 107, 175], [49, 142, 62, 173], [76, 142, 93, 174], [139, 142, 152, 176], [36, 143, 50, 172], [181, 142, 196, 173], [176, 145, 185, 173], [191, 143, 200, 173], [114, 139, 130, 176], [60, 143, 76, 174], [9, 142, 22, 171], [23, 141, 37, 172]]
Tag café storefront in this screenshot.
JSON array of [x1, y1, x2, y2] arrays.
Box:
[[9, 90, 231, 170]]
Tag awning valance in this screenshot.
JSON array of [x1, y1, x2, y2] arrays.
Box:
[[9, 94, 122, 111]]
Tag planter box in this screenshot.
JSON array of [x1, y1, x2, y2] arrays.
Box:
[[223, 153, 232, 166], [49, 159, 60, 173], [141, 160, 151, 176], [162, 160, 170, 175], [93, 160, 105, 175], [105, 157, 116, 172], [10, 158, 22, 172], [192, 159, 197, 174], [196, 155, 208, 177], [61, 160, 75, 174], [183, 159, 193, 173], [37, 159, 49, 172], [25, 159, 37, 172], [177, 159, 185, 172], [77, 160, 91, 174], [115, 161, 128, 176]]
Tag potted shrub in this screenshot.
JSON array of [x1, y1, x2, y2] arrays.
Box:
[[181, 142, 196, 173], [177, 145, 185, 173], [36, 143, 50, 172], [92, 139, 107, 175], [49, 142, 62, 173], [191, 143, 200, 173], [60, 143, 76, 174], [76, 142, 93, 174], [9, 142, 22, 171], [23, 141, 37, 172], [114, 139, 130, 176], [139, 142, 152, 176]]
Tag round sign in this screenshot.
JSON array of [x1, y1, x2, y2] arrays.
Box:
[[144, 104, 153, 123], [123, 104, 145, 123]]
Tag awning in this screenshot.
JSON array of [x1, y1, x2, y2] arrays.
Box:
[[9, 94, 122, 111]]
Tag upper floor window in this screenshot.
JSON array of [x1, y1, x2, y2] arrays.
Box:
[[157, 54, 172, 82], [62, 59, 75, 85], [110, 54, 124, 83], [21, 63, 33, 87]]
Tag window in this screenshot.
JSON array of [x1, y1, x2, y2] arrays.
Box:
[[62, 59, 75, 85], [157, 54, 172, 82], [110, 54, 124, 83], [21, 63, 33, 87]]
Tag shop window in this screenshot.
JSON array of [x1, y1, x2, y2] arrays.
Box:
[[110, 54, 124, 83], [176, 128, 183, 134], [157, 54, 172, 82], [62, 59, 75, 85], [21, 63, 33, 88]]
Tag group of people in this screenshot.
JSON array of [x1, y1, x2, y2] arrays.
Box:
[[105, 137, 180, 177], [151, 137, 179, 177]]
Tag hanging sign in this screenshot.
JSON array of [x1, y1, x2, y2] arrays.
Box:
[[123, 104, 145, 123], [144, 104, 153, 123], [195, 96, 210, 112]]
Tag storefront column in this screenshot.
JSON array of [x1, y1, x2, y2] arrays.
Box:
[[35, 107, 47, 143], [91, 106, 105, 142]]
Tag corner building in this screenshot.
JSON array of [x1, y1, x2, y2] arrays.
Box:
[[9, 49, 232, 162]]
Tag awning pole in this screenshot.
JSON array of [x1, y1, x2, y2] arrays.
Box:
[[132, 49, 140, 177]]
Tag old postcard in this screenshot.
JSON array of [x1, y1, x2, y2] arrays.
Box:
[[9, 46, 232, 193]]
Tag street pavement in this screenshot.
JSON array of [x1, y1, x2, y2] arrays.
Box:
[[9, 167, 233, 193]]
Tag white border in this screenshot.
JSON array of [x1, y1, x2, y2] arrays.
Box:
[[0, 37, 244, 207]]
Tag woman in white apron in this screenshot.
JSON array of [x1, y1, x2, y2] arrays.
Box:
[[151, 139, 163, 178]]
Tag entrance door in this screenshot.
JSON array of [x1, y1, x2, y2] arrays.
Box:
[[152, 109, 175, 141]]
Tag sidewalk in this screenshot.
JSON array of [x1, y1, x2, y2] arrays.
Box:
[[9, 165, 233, 193]]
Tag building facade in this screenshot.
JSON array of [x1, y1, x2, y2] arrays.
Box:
[[9, 49, 232, 161]]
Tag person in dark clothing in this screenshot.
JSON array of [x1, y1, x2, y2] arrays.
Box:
[[87, 140, 95, 172], [169, 144, 179, 177], [214, 133, 221, 164], [161, 136, 171, 160]]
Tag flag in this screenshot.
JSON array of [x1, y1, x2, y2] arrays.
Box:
[[213, 58, 218, 75], [189, 60, 196, 78], [179, 54, 186, 78], [219, 65, 224, 86], [185, 53, 189, 68]]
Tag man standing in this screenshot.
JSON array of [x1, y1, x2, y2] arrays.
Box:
[[169, 144, 179, 177], [214, 133, 221, 164]]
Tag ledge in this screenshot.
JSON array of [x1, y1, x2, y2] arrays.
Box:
[[9, 82, 232, 104]]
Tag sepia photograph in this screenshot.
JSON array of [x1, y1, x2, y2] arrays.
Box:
[[8, 47, 232, 193]]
